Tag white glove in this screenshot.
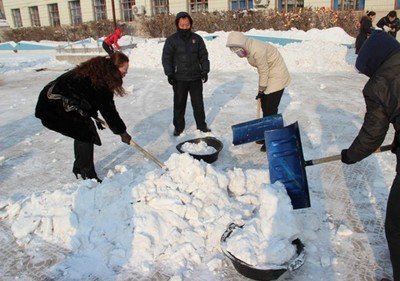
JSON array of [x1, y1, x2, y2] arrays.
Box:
[[383, 25, 392, 32]]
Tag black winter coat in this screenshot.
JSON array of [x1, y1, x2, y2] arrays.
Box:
[[35, 71, 126, 145], [377, 16, 400, 38], [348, 51, 400, 169], [355, 16, 373, 54], [162, 31, 209, 81]]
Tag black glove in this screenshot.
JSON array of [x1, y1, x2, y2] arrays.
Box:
[[167, 74, 175, 85], [255, 91, 264, 100], [201, 72, 208, 83], [120, 131, 132, 144], [341, 149, 356, 164], [96, 120, 105, 130]]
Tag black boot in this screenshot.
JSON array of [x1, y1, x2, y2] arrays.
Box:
[[72, 167, 102, 183], [173, 129, 182, 136], [199, 127, 211, 133], [73, 140, 102, 183]]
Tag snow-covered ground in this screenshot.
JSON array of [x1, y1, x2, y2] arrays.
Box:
[[0, 28, 395, 280]]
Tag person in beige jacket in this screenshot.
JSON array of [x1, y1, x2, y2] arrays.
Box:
[[226, 31, 291, 151]]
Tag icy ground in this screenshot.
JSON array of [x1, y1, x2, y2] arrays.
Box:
[[0, 28, 396, 280]]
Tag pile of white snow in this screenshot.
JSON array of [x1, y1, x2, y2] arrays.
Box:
[[0, 153, 300, 279], [181, 141, 217, 155], [224, 182, 300, 267]]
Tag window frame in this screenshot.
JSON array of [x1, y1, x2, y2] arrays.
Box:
[[120, 0, 135, 21], [11, 8, 23, 28], [29, 6, 41, 27], [69, 0, 82, 26], [152, 0, 169, 15], [48, 3, 61, 27], [332, 0, 365, 11], [276, 0, 304, 12], [190, 0, 208, 13], [231, 0, 253, 10], [93, 0, 107, 21]]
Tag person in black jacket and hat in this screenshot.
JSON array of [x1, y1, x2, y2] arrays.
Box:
[[162, 11, 210, 136], [341, 31, 400, 281], [377, 10, 400, 38], [35, 52, 132, 182], [355, 10, 376, 54]]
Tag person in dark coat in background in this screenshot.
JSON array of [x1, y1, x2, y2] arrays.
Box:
[[161, 11, 210, 136], [341, 31, 400, 281], [355, 11, 376, 54], [35, 52, 132, 182], [377, 10, 400, 38], [102, 27, 123, 55]]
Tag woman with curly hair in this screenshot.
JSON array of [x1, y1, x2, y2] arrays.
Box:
[[35, 52, 132, 182]]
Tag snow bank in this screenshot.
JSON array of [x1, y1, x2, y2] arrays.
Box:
[[1, 153, 301, 279], [131, 30, 355, 73]]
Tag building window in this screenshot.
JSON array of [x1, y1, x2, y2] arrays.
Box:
[[69, 1, 82, 25], [48, 3, 60, 26], [190, 0, 208, 12], [121, 0, 135, 21], [231, 0, 253, 10], [153, 0, 168, 15], [29, 6, 41, 27], [332, 0, 365, 10], [93, 0, 107, 20], [277, 0, 304, 11], [11, 9, 23, 28]]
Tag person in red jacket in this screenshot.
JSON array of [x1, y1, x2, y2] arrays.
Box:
[[102, 27, 123, 55]]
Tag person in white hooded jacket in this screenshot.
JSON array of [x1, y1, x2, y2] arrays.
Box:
[[226, 31, 290, 151]]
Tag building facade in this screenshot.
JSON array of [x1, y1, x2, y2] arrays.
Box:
[[2, 0, 400, 28]]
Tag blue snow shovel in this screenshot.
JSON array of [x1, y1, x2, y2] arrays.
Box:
[[231, 114, 284, 145], [264, 122, 310, 209], [264, 122, 392, 209]]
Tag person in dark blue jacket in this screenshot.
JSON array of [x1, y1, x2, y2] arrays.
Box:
[[341, 31, 400, 281], [161, 12, 210, 136]]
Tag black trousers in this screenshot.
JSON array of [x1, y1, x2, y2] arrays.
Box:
[[172, 79, 207, 132], [73, 139, 98, 179], [102, 41, 114, 55], [386, 161, 400, 281], [260, 89, 284, 117]]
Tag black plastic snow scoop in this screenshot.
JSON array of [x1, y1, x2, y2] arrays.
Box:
[[220, 223, 305, 281], [176, 137, 223, 164], [95, 118, 167, 170], [264, 121, 392, 210]]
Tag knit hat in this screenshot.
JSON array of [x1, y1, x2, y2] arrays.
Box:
[[356, 30, 400, 77]]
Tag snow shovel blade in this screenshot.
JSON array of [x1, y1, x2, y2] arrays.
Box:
[[231, 114, 284, 145], [264, 122, 311, 209]]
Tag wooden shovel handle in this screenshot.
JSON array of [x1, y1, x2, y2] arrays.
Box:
[[256, 99, 261, 119], [305, 144, 392, 166], [94, 117, 167, 170], [128, 139, 166, 169]]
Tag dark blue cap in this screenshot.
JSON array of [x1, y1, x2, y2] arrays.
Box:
[[356, 30, 400, 77]]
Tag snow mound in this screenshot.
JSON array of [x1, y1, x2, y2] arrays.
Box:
[[1, 153, 299, 280]]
